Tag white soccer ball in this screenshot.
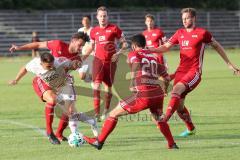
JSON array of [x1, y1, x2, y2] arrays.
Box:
[[68, 132, 85, 147]]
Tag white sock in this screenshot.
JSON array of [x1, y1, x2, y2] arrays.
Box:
[[69, 120, 79, 133]]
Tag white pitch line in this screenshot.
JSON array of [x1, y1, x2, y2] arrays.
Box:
[[0, 119, 46, 136]]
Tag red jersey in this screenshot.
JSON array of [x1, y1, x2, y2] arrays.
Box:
[[168, 27, 213, 73], [128, 49, 168, 92], [90, 23, 123, 62], [142, 27, 165, 48], [47, 40, 81, 61]]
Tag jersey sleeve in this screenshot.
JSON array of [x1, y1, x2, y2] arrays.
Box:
[[203, 30, 213, 44], [25, 58, 39, 74], [168, 30, 179, 45], [127, 52, 140, 64]]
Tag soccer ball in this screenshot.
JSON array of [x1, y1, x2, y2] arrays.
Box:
[[68, 132, 85, 147]]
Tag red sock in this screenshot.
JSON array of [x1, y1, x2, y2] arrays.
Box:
[[93, 89, 100, 115], [56, 114, 69, 137], [164, 93, 181, 122], [157, 121, 175, 147], [177, 106, 195, 131], [98, 117, 118, 143], [45, 103, 55, 135], [105, 93, 112, 110]]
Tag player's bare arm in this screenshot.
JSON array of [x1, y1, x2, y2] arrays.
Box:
[[210, 39, 240, 74], [149, 42, 173, 53], [9, 41, 48, 53], [8, 66, 28, 85], [111, 36, 128, 62], [67, 60, 82, 70], [81, 42, 94, 61]]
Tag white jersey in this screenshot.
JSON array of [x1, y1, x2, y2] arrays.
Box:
[[25, 57, 73, 89], [78, 26, 92, 36]]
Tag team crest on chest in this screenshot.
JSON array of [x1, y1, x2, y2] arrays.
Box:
[[192, 35, 198, 38], [58, 51, 62, 55]]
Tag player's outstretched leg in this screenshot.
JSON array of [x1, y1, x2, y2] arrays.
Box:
[[84, 117, 118, 150], [177, 106, 196, 137]]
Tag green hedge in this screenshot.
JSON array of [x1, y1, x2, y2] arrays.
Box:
[[0, 0, 239, 10]]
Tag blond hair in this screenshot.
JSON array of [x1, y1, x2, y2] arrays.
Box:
[[181, 8, 197, 17]]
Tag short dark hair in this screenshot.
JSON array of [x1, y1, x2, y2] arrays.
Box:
[[181, 8, 197, 17], [40, 52, 54, 63], [82, 15, 91, 21], [71, 32, 89, 42], [131, 34, 146, 48]]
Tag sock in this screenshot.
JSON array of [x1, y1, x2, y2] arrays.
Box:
[[164, 93, 181, 122], [55, 114, 69, 137], [177, 106, 195, 131], [98, 117, 118, 143], [45, 102, 55, 135], [104, 92, 112, 110], [69, 120, 79, 133], [93, 89, 100, 116], [73, 112, 96, 126], [157, 121, 175, 147]]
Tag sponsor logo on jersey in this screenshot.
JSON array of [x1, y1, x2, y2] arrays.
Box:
[[58, 51, 62, 55], [99, 36, 106, 41], [106, 30, 112, 33], [182, 40, 189, 47], [152, 33, 157, 36], [96, 32, 99, 35]]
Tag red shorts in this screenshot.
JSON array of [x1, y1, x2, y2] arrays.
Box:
[[174, 71, 201, 98], [119, 91, 164, 115], [32, 77, 51, 101], [92, 58, 117, 87]]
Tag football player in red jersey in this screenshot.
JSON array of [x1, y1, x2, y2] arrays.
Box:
[[143, 14, 167, 67], [9, 32, 88, 61], [143, 14, 172, 95], [150, 8, 240, 137], [84, 6, 128, 121], [83, 34, 179, 150]]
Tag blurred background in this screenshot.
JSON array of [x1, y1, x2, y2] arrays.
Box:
[[0, 0, 240, 55]]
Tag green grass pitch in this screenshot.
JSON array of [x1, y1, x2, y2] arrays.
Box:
[[0, 48, 240, 160]]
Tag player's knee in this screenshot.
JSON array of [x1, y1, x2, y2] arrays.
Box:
[[46, 96, 57, 105], [172, 83, 186, 95], [79, 73, 86, 80]]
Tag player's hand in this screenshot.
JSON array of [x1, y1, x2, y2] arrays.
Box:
[[228, 63, 240, 75], [8, 79, 18, 86], [9, 44, 19, 53], [163, 77, 170, 96], [111, 53, 119, 62], [71, 60, 82, 69]]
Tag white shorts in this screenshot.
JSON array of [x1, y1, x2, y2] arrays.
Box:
[[78, 44, 93, 74]]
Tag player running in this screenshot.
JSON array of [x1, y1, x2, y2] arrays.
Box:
[[9, 52, 98, 145], [84, 6, 128, 121], [83, 34, 179, 150], [150, 8, 240, 137]]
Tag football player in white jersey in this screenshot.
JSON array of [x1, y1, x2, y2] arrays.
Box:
[[9, 52, 98, 145], [77, 15, 93, 82]]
